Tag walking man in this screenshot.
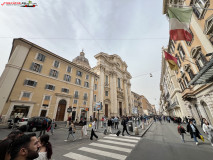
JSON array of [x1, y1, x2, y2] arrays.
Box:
[[114, 116, 119, 129], [122, 117, 130, 136], [187, 120, 201, 145], [39, 117, 48, 137], [177, 123, 186, 143]]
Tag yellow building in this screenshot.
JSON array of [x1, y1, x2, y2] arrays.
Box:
[[162, 0, 213, 124], [131, 91, 143, 115], [0, 38, 99, 122]]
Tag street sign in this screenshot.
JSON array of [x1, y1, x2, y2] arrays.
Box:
[[67, 107, 72, 113], [95, 102, 102, 110]]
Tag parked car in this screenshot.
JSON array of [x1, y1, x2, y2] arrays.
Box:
[[27, 117, 57, 132], [7, 118, 28, 129]]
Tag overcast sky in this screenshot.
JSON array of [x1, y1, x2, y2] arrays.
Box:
[[0, 0, 169, 110]]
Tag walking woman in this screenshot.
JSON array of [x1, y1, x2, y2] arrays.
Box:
[[177, 123, 186, 143], [35, 134, 52, 160], [202, 118, 213, 147], [64, 121, 76, 141], [90, 118, 98, 140], [187, 120, 201, 145]]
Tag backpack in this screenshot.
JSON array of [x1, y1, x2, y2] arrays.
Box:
[[180, 127, 185, 133], [43, 118, 47, 126]]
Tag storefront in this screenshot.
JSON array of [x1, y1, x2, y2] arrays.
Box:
[[10, 105, 29, 118]]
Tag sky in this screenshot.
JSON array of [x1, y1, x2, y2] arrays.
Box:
[[0, 0, 169, 111]]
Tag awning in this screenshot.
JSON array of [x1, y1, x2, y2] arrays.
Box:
[[188, 58, 213, 85]]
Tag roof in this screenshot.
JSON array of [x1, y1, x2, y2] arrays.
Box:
[[188, 58, 213, 85]]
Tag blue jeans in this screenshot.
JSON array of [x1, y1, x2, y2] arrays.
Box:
[[192, 133, 198, 142]]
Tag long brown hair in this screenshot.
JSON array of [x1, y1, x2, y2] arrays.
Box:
[[40, 134, 52, 159]]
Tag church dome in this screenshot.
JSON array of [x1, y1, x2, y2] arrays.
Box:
[[72, 50, 91, 69]]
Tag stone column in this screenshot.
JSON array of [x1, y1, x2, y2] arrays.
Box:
[[110, 73, 114, 114], [99, 66, 105, 106], [123, 79, 129, 115], [111, 72, 118, 116], [89, 76, 95, 120]]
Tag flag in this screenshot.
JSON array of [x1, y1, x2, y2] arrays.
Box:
[[168, 7, 193, 41], [164, 51, 178, 71]]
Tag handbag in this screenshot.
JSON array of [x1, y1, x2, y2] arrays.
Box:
[[200, 134, 204, 142], [89, 123, 92, 127]]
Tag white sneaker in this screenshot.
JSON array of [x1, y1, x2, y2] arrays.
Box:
[[196, 142, 198, 145], [211, 143, 213, 147], [64, 140, 68, 142]]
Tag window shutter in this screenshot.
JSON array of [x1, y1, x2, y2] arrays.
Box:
[[56, 71, 58, 78], [42, 55, 45, 62], [64, 74, 66, 81], [30, 63, 34, 70], [195, 60, 201, 71], [38, 65, 42, 73], [49, 69, 52, 76], [79, 79, 81, 85], [24, 80, 28, 85], [200, 53, 207, 64], [33, 82, 37, 87], [53, 86, 55, 90]]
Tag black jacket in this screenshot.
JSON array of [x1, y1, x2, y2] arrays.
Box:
[[187, 123, 200, 139]]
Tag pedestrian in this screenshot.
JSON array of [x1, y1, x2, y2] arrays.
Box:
[[114, 116, 119, 129], [66, 116, 71, 128], [121, 117, 130, 136], [187, 120, 201, 145], [101, 117, 104, 128], [90, 118, 98, 140], [34, 134, 52, 160], [177, 123, 186, 143], [9, 133, 41, 160], [39, 117, 48, 137], [82, 117, 88, 136], [107, 118, 112, 134], [111, 117, 115, 129], [50, 119, 55, 135], [202, 119, 213, 147], [64, 121, 76, 141], [0, 130, 23, 160], [12, 116, 20, 129], [201, 117, 205, 128]]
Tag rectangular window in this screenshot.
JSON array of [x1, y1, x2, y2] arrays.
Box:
[[54, 60, 60, 68], [84, 93, 87, 100], [64, 74, 71, 82], [84, 82, 89, 88], [30, 63, 42, 73], [74, 100, 78, 104], [24, 80, 37, 87], [86, 75, 89, 80], [83, 101, 86, 105], [45, 84, 55, 91], [49, 69, 58, 78], [76, 70, 82, 77], [23, 92, 31, 98], [94, 84, 97, 90], [67, 66, 72, 73], [37, 53, 45, 62], [44, 95, 50, 100], [105, 75, 108, 85], [74, 91, 79, 98], [178, 45, 185, 60], [105, 91, 108, 96], [61, 88, 69, 93], [118, 78, 121, 88], [184, 77, 189, 87], [94, 95, 96, 102], [75, 78, 81, 85]]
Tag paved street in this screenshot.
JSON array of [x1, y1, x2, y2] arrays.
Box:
[[127, 121, 213, 160]]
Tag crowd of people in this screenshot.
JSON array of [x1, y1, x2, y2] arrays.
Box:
[[0, 131, 52, 160]]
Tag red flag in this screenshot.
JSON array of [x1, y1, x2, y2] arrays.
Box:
[[164, 51, 178, 71]]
